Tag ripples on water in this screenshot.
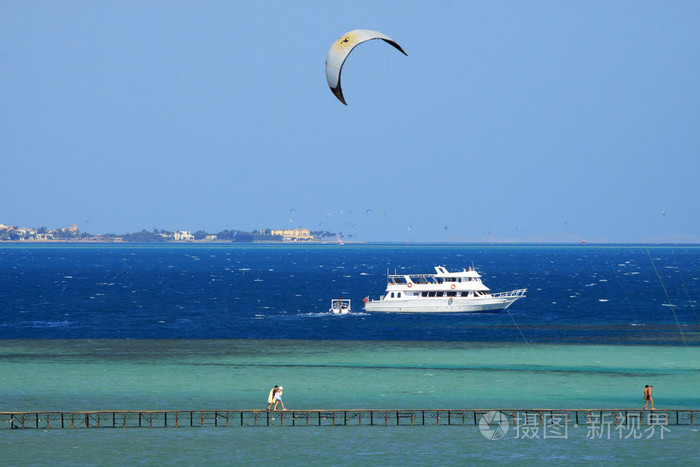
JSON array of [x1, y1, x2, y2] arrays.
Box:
[[0, 244, 698, 343]]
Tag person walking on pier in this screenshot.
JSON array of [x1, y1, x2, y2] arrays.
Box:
[[644, 385, 654, 410], [273, 386, 286, 411], [267, 385, 279, 410]]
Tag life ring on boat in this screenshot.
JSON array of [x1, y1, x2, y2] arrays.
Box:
[[407, 283, 412, 288], [451, 284, 456, 289]]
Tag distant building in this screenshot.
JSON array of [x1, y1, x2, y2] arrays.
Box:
[[173, 230, 194, 241], [205, 235, 218, 241], [269, 228, 314, 242], [69, 224, 78, 233]]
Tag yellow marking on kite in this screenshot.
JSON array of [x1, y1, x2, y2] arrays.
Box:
[[333, 32, 358, 51]]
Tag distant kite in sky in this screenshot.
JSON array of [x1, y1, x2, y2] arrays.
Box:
[[325, 29, 407, 105]]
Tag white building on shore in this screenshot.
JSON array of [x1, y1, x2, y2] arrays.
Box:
[[173, 230, 195, 241]]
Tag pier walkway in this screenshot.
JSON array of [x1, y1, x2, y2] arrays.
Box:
[[1, 409, 697, 430]]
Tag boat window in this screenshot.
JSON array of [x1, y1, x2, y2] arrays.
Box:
[[461, 292, 469, 297], [421, 292, 428, 297], [397, 292, 402, 298], [436, 292, 444, 297], [447, 291, 457, 297], [428, 291, 436, 297], [390, 292, 395, 298]]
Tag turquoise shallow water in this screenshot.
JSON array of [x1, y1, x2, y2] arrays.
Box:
[[2, 340, 698, 411], [3, 426, 699, 466], [2, 340, 698, 465]]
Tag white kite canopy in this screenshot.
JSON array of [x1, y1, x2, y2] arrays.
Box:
[[325, 29, 407, 105]]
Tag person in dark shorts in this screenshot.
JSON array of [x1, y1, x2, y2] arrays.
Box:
[[643, 385, 654, 410]]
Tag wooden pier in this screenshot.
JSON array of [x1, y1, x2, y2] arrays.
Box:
[[1, 409, 697, 430]]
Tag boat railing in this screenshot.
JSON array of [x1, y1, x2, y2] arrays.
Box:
[[491, 288, 527, 299]]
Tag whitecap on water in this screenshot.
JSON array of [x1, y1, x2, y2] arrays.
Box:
[[599, 299, 609, 302], [29, 320, 71, 328]]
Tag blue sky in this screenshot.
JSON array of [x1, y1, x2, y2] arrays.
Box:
[[2, 1, 698, 242]]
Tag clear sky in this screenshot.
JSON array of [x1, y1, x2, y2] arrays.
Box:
[[2, 1, 698, 242]]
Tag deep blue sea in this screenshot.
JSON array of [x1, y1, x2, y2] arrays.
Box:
[[1, 243, 698, 343]]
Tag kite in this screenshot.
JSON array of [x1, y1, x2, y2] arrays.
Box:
[[325, 29, 407, 105]]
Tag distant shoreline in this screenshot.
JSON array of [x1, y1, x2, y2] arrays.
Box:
[[1, 239, 698, 246]]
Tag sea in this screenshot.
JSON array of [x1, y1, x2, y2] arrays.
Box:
[[1, 243, 698, 465]]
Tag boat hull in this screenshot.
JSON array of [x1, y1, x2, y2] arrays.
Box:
[[363, 296, 521, 313]]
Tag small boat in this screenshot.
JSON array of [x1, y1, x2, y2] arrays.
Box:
[[329, 298, 351, 314], [363, 266, 526, 313]]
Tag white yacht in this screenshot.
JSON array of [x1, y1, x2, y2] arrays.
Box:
[[363, 266, 526, 313], [329, 298, 351, 314]]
